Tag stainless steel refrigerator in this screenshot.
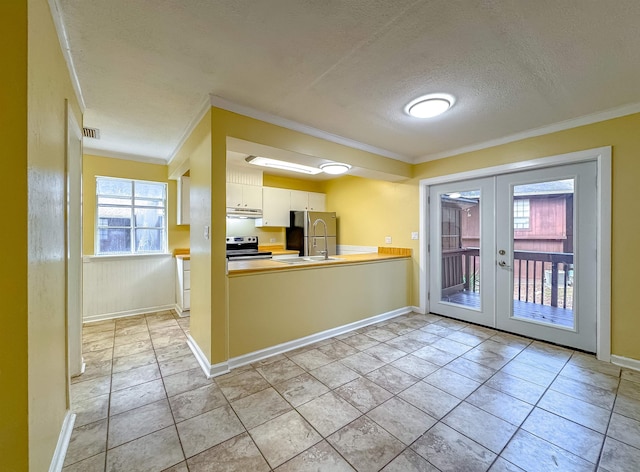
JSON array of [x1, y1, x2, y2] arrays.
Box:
[[286, 211, 337, 256]]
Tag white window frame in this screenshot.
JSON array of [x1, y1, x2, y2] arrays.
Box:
[[95, 176, 168, 255], [513, 198, 530, 229]]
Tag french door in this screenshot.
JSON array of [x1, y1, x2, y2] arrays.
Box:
[[429, 162, 597, 352]]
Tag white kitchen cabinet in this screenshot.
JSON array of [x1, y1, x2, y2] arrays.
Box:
[[177, 176, 190, 225], [255, 186, 290, 227], [290, 190, 326, 211], [226, 183, 262, 209], [176, 258, 190, 316]]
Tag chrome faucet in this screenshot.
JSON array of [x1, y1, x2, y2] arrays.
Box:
[[312, 218, 329, 260]]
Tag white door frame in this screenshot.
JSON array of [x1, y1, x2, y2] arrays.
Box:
[[419, 146, 611, 361]]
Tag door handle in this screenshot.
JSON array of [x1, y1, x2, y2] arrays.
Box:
[[498, 260, 511, 269]]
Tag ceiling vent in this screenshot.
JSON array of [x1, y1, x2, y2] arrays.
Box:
[[83, 127, 100, 139]]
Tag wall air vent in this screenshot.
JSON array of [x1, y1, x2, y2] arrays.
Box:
[[83, 127, 100, 139]]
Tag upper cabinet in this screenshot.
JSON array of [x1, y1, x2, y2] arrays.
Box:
[[290, 190, 326, 211], [177, 176, 190, 225], [255, 187, 290, 227], [226, 183, 262, 210]]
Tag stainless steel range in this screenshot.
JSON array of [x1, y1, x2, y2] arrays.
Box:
[[225, 236, 272, 261]]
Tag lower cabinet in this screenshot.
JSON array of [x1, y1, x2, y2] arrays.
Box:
[[176, 258, 190, 316]]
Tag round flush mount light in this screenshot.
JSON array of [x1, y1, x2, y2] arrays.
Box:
[[405, 93, 455, 118], [320, 162, 351, 175]]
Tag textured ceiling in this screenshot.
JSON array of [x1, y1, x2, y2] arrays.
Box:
[[58, 0, 640, 164]]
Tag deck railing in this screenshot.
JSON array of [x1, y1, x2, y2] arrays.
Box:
[[441, 248, 573, 308]]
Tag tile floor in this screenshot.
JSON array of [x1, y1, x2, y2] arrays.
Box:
[[64, 310, 640, 472]]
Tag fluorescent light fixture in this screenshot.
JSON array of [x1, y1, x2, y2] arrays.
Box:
[[405, 93, 455, 118], [320, 162, 351, 175], [245, 156, 322, 175]]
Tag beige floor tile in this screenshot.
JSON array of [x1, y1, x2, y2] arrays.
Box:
[[327, 416, 404, 472], [111, 363, 161, 392], [249, 410, 322, 469], [155, 342, 193, 362], [297, 391, 361, 437], [607, 412, 640, 450], [500, 359, 558, 387], [364, 365, 419, 394], [342, 334, 380, 351], [71, 359, 112, 384], [169, 383, 228, 422], [335, 377, 393, 414], [384, 335, 428, 354], [366, 328, 397, 343], [568, 352, 621, 377], [83, 329, 116, 344], [514, 348, 569, 374], [114, 322, 149, 337], [488, 457, 525, 472], [162, 461, 189, 472], [445, 357, 497, 383], [476, 338, 524, 359], [159, 352, 200, 377], [391, 354, 439, 378], [176, 404, 245, 458], [367, 396, 436, 445], [364, 344, 406, 363], [255, 358, 305, 384], [467, 385, 533, 426], [63, 419, 108, 467], [216, 369, 270, 402], [399, 381, 460, 420], [445, 330, 486, 347], [501, 430, 594, 472], [290, 349, 335, 371], [538, 389, 610, 433], [599, 436, 640, 472], [113, 330, 151, 347], [339, 352, 386, 375], [109, 378, 166, 415], [316, 340, 359, 361], [274, 440, 355, 472], [411, 345, 458, 366], [83, 337, 115, 353], [381, 449, 438, 472], [112, 349, 157, 374], [187, 432, 270, 472], [112, 339, 154, 358], [62, 452, 105, 472], [622, 368, 640, 384], [108, 399, 175, 448], [71, 376, 111, 403], [412, 423, 496, 471], [310, 361, 361, 389], [231, 387, 292, 429], [522, 407, 604, 463], [443, 402, 517, 453], [550, 374, 617, 409], [560, 363, 620, 391], [163, 367, 214, 397], [83, 347, 114, 363], [462, 347, 512, 370], [485, 371, 547, 405], [106, 426, 184, 472], [274, 372, 330, 407], [423, 367, 481, 399], [73, 393, 109, 427]]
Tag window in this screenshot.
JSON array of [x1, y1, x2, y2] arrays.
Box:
[[96, 177, 167, 255], [513, 198, 530, 229]]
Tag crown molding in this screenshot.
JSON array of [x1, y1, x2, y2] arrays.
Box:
[[167, 95, 212, 165], [415, 102, 640, 164], [83, 147, 167, 165], [48, 0, 86, 112], [210, 95, 412, 163]]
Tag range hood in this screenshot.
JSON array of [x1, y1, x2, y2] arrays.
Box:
[[226, 207, 263, 218]]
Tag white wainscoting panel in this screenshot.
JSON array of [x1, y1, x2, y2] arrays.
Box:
[[83, 254, 176, 322], [337, 245, 377, 255]]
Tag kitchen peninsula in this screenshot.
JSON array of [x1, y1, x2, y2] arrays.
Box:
[[226, 248, 412, 360]]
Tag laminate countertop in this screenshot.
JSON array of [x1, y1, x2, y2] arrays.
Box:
[[228, 248, 411, 276]]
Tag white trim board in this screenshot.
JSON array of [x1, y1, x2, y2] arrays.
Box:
[[83, 304, 176, 323], [189, 306, 413, 378], [611, 355, 640, 372], [49, 411, 75, 472], [83, 147, 167, 166], [419, 146, 612, 361], [337, 245, 377, 255]]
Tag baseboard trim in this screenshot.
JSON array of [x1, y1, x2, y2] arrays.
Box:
[[228, 306, 412, 371], [175, 304, 190, 318], [186, 334, 230, 379], [411, 305, 425, 315], [83, 304, 176, 323], [49, 410, 76, 472], [611, 354, 640, 372]]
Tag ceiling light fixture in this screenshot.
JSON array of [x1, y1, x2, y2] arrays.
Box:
[[405, 93, 455, 118], [320, 162, 351, 175], [245, 156, 322, 175]]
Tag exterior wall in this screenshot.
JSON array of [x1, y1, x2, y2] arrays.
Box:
[[27, 0, 83, 469], [83, 154, 190, 255], [415, 112, 640, 361], [0, 2, 29, 470]]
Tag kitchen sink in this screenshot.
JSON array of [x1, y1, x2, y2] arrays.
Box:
[[274, 256, 344, 265]]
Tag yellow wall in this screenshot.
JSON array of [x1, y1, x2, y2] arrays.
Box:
[[26, 0, 83, 469], [413, 113, 640, 360], [82, 154, 190, 255], [263, 173, 327, 193], [229, 259, 411, 357], [0, 1, 29, 470]]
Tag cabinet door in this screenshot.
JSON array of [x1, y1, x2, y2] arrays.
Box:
[[308, 192, 326, 211], [258, 187, 290, 227], [226, 182, 243, 208], [242, 185, 263, 209], [177, 176, 190, 225], [290, 190, 308, 210]]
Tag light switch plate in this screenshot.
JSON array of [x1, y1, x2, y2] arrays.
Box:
[[411, 232, 419, 240], [385, 236, 392, 244], [204, 225, 210, 240]]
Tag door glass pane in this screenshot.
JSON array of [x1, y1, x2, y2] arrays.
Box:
[[510, 179, 575, 328], [440, 190, 481, 309]]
